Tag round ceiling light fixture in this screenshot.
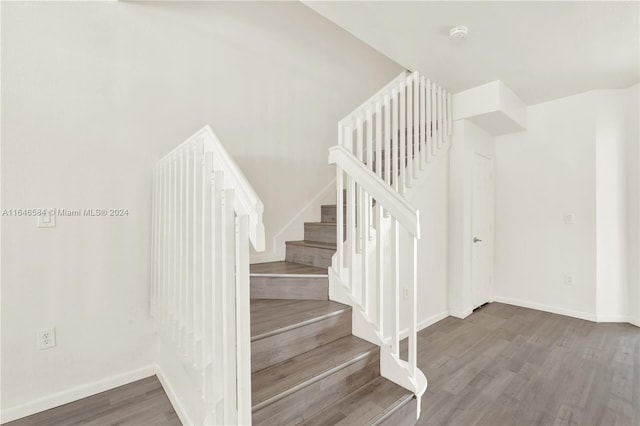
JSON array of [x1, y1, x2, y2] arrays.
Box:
[[449, 26, 468, 40]]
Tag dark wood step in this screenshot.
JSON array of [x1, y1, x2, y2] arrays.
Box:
[[252, 335, 380, 425], [250, 299, 351, 372], [250, 261, 328, 300], [300, 376, 416, 426], [285, 240, 336, 268], [304, 222, 345, 245]]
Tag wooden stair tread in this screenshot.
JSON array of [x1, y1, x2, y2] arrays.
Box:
[[285, 240, 336, 250], [251, 261, 327, 276], [300, 376, 414, 426], [251, 335, 377, 408], [250, 299, 349, 340]]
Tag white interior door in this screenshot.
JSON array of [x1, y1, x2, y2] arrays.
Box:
[[471, 153, 493, 309]]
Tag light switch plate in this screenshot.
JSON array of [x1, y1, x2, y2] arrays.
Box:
[[563, 213, 575, 225], [38, 212, 56, 228]]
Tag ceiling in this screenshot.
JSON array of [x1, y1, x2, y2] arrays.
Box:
[[303, 1, 639, 105]]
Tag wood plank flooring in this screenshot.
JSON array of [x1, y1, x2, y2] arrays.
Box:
[[5, 303, 639, 426], [414, 303, 640, 426], [3, 376, 179, 426]]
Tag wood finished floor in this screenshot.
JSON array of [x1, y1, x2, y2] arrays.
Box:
[[415, 303, 640, 426], [4, 376, 180, 426], [5, 303, 639, 426]]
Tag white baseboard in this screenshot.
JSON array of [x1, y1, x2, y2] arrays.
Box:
[[493, 296, 598, 322], [418, 311, 450, 330], [155, 364, 194, 426], [0, 365, 156, 424], [596, 314, 632, 323], [449, 308, 473, 320], [400, 310, 450, 339]]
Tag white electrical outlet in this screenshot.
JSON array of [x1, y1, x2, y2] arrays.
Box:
[[38, 328, 56, 350], [564, 274, 575, 286]]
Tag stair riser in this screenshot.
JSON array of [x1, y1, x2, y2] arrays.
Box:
[[321, 205, 340, 223], [320, 205, 367, 224], [285, 244, 335, 268], [251, 310, 351, 372], [375, 397, 418, 426], [304, 223, 346, 245], [253, 351, 380, 425], [250, 276, 328, 300]]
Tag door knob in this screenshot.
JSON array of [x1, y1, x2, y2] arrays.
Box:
[[473, 237, 482, 243]]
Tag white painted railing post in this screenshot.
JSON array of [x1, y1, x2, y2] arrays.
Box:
[[336, 166, 344, 275], [438, 86, 443, 149], [235, 214, 252, 425], [409, 236, 418, 379], [448, 92, 453, 137], [427, 79, 433, 158], [391, 218, 399, 355], [384, 95, 391, 187], [356, 118, 364, 255], [366, 110, 374, 242], [399, 83, 407, 193], [413, 73, 420, 178], [391, 88, 399, 193], [431, 83, 437, 156], [375, 102, 383, 180]]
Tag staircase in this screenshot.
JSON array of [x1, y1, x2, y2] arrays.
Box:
[[249, 70, 452, 426], [249, 202, 417, 425], [150, 70, 451, 424]]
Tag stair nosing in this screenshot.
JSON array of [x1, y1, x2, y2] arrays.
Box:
[[250, 272, 328, 278], [371, 393, 415, 426], [285, 240, 337, 250], [252, 346, 377, 412], [250, 307, 349, 342]]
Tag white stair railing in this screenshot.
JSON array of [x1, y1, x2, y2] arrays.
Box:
[[339, 71, 452, 193], [330, 71, 452, 417], [151, 125, 264, 425]]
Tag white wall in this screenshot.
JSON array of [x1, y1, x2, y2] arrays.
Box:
[[494, 91, 598, 319], [494, 86, 639, 322], [403, 150, 450, 329], [0, 1, 402, 418]]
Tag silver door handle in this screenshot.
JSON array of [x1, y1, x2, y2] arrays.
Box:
[[473, 237, 482, 243]]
